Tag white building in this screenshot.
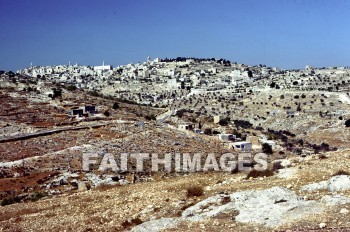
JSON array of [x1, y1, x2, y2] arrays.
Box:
[[94, 61, 112, 71], [218, 134, 236, 141], [178, 124, 193, 130], [230, 142, 252, 152]]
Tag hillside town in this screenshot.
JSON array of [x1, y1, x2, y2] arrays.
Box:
[[13, 57, 350, 135]]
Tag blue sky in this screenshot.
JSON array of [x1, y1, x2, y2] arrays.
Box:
[[0, 0, 349, 71]]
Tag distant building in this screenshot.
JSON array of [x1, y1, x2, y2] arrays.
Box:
[[94, 61, 112, 71], [230, 142, 252, 152], [68, 109, 84, 117], [178, 124, 194, 131], [67, 105, 97, 117], [213, 115, 223, 124], [305, 65, 313, 70], [83, 105, 97, 114], [218, 134, 236, 141]]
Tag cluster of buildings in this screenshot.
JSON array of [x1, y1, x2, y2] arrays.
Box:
[[17, 58, 350, 107], [14, 57, 350, 128], [67, 105, 97, 118]]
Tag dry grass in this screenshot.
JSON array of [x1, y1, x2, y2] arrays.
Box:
[[94, 183, 118, 191], [0, 207, 43, 222]]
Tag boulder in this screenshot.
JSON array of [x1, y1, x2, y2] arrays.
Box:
[[300, 181, 329, 192], [182, 186, 323, 228], [301, 175, 350, 192], [133, 187, 324, 230], [328, 175, 350, 192], [320, 195, 350, 206], [131, 218, 179, 232]]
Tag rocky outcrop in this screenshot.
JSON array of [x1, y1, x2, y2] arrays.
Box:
[[131, 186, 325, 230], [320, 195, 350, 206], [301, 175, 350, 192], [182, 186, 323, 227], [131, 218, 179, 232]]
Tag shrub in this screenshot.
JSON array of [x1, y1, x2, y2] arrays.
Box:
[[66, 85, 77, 91], [203, 128, 212, 135], [219, 117, 230, 126], [131, 218, 143, 225], [221, 196, 231, 204], [122, 217, 143, 229], [51, 88, 62, 99], [94, 184, 117, 191], [262, 143, 273, 154], [233, 120, 252, 129], [1, 196, 19, 206], [30, 192, 46, 202], [296, 104, 302, 112], [332, 170, 350, 176], [89, 90, 101, 97], [112, 102, 119, 110], [145, 114, 156, 120], [318, 154, 327, 159], [294, 148, 303, 155], [345, 119, 350, 127], [297, 139, 304, 146], [246, 169, 274, 179], [187, 186, 204, 198], [103, 110, 110, 117]]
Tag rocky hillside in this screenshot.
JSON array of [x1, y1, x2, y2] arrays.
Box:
[[1, 149, 350, 231]]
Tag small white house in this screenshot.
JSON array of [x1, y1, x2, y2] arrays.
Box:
[[230, 142, 252, 152], [178, 124, 193, 131], [218, 134, 236, 141]]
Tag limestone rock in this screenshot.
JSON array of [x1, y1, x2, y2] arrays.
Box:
[[328, 175, 350, 192], [320, 195, 350, 206], [301, 175, 350, 192], [130, 218, 179, 232]]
